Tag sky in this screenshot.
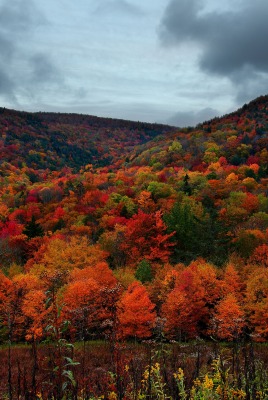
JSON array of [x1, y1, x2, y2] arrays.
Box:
[[0, 0, 268, 126]]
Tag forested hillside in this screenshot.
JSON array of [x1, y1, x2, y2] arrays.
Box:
[[0, 108, 176, 171], [0, 95, 268, 345]]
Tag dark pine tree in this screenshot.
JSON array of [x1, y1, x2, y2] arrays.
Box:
[[182, 173, 192, 195], [23, 216, 44, 239]]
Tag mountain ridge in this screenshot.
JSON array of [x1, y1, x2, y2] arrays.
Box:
[[1, 94, 268, 173], [0, 106, 177, 171]]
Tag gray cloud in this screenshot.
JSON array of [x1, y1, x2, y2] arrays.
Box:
[[30, 54, 63, 86], [0, 36, 14, 59], [0, 0, 44, 34], [160, 0, 268, 103], [93, 0, 144, 18], [0, 70, 16, 102], [167, 107, 220, 127], [0, 0, 63, 103]]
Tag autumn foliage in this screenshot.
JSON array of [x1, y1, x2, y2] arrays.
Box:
[[0, 96, 268, 343]]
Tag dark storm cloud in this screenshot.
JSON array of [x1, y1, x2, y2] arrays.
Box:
[[168, 107, 220, 127], [0, 0, 62, 102], [160, 0, 268, 102]]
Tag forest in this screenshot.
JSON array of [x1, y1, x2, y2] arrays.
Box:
[[0, 95, 268, 398]]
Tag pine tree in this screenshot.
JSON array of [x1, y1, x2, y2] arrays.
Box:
[[182, 174, 192, 195], [23, 216, 44, 239]]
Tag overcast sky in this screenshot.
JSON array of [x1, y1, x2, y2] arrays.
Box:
[[0, 0, 267, 126]]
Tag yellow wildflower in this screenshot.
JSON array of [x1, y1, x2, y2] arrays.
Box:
[[177, 367, 184, 380], [193, 378, 201, 387], [143, 369, 149, 380], [231, 389, 246, 399], [108, 391, 117, 400], [153, 362, 160, 372], [203, 374, 214, 390], [216, 385, 222, 395]]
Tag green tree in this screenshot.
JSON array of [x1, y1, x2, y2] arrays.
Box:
[[135, 260, 153, 283], [182, 174, 192, 195], [23, 216, 44, 239], [164, 201, 227, 264], [164, 201, 199, 262]]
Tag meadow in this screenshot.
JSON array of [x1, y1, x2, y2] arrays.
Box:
[[1, 339, 268, 399]]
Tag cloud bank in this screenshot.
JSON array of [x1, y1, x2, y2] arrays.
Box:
[[0, 0, 63, 105], [168, 107, 220, 127], [160, 0, 268, 103], [93, 0, 144, 18]]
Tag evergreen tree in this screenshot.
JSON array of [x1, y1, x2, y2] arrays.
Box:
[[23, 216, 44, 239], [135, 260, 153, 283], [182, 174, 192, 195], [164, 201, 228, 264]]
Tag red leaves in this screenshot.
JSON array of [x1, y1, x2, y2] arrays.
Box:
[[250, 244, 268, 267], [120, 210, 174, 266]]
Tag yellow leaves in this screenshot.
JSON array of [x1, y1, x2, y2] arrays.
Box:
[[168, 140, 182, 153], [113, 267, 136, 289], [226, 172, 238, 183], [30, 236, 108, 280], [242, 177, 258, 191]]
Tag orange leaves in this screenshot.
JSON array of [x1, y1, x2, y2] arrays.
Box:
[[250, 244, 268, 267], [118, 281, 156, 339], [241, 193, 259, 214], [211, 294, 245, 340], [62, 278, 101, 335], [69, 261, 117, 288], [162, 287, 200, 339], [22, 290, 47, 341], [245, 268, 268, 340], [61, 262, 117, 338], [0, 272, 13, 306], [137, 190, 155, 212], [161, 261, 222, 339], [222, 264, 243, 300]]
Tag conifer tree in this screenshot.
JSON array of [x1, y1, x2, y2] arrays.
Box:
[[23, 216, 44, 239]]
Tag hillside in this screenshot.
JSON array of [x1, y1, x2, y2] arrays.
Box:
[[126, 95, 268, 170], [0, 107, 177, 171], [0, 95, 268, 346]]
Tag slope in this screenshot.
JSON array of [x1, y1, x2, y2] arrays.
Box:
[[0, 107, 177, 171]]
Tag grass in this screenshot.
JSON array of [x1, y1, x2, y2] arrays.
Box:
[[0, 339, 267, 399]]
